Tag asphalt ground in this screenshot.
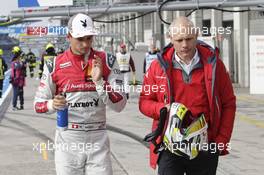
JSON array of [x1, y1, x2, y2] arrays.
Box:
[[0, 76, 263, 175]]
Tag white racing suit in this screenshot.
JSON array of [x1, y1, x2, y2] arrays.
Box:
[[34, 48, 127, 175]]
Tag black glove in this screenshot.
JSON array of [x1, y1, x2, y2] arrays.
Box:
[[143, 107, 168, 153]]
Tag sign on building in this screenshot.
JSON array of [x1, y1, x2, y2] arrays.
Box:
[[18, 0, 73, 7], [249, 35, 264, 94]]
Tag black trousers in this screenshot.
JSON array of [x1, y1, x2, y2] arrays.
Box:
[[158, 149, 219, 175], [12, 86, 24, 108], [0, 79, 3, 97], [29, 66, 34, 77]]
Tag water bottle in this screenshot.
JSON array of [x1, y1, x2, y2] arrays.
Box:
[[56, 93, 68, 131]]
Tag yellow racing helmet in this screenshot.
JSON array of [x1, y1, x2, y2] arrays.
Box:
[[46, 43, 54, 50], [163, 102, 208, 159], [0, 49, 3, 56], [12, 46, 21, 54]]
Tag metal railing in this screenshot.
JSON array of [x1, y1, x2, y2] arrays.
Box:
[[9, 1, 264, 18]]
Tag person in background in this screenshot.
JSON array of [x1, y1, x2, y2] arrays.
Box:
[[10, 46, 26, 110], [143, 43, 159, 74], [38, 43, 57, 79], [26, 49, 37, 78], [57, 48, 64, 55], [0, 48, 8, 98], [116, 43, 136, 99]]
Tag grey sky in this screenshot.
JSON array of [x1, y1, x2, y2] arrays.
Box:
[[0, 0, 18, 16], [0, 0, 58, 26]]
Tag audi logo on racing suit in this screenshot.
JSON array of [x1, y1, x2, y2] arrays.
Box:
[[113, 69, 121, 74]]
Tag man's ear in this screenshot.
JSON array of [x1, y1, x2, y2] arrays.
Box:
[[194, 32, 199, 40], [67, 33, 72, 39], [196, 30, 200, 38], [166, 31, 172, 42], [166, 29, 171, 38], [194, 27, 200, 38]]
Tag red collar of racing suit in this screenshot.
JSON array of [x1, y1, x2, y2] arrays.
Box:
[[67, 48, 96, 61]]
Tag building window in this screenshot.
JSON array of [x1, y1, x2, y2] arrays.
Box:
[[202, 19, 211, 36]]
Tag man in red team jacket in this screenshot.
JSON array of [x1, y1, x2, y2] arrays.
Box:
[[139, 16, 236, 175]]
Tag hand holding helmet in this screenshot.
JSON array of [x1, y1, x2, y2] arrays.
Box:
[[163, 102, 208, 160]]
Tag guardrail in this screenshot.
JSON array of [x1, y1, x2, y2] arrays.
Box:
[[0, 69, 12, 122]]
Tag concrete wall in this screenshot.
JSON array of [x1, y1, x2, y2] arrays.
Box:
[[249, 12, 264, 35]]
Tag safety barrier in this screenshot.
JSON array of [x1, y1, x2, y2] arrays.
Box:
[[0, 69, 12, 122]]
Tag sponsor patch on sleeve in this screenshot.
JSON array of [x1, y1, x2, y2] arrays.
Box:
[[107, 53, 116, 68], [59, 61, 72, 69]]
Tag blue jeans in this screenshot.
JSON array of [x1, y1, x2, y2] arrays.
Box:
[[12, 85, 24, 108]]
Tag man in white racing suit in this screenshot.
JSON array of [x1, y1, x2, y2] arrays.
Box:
[[116, 43, 136, 99], [34, 13, 127, 175]]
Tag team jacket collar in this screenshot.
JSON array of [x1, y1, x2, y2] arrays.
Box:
[[159, 41, 216, 65]]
